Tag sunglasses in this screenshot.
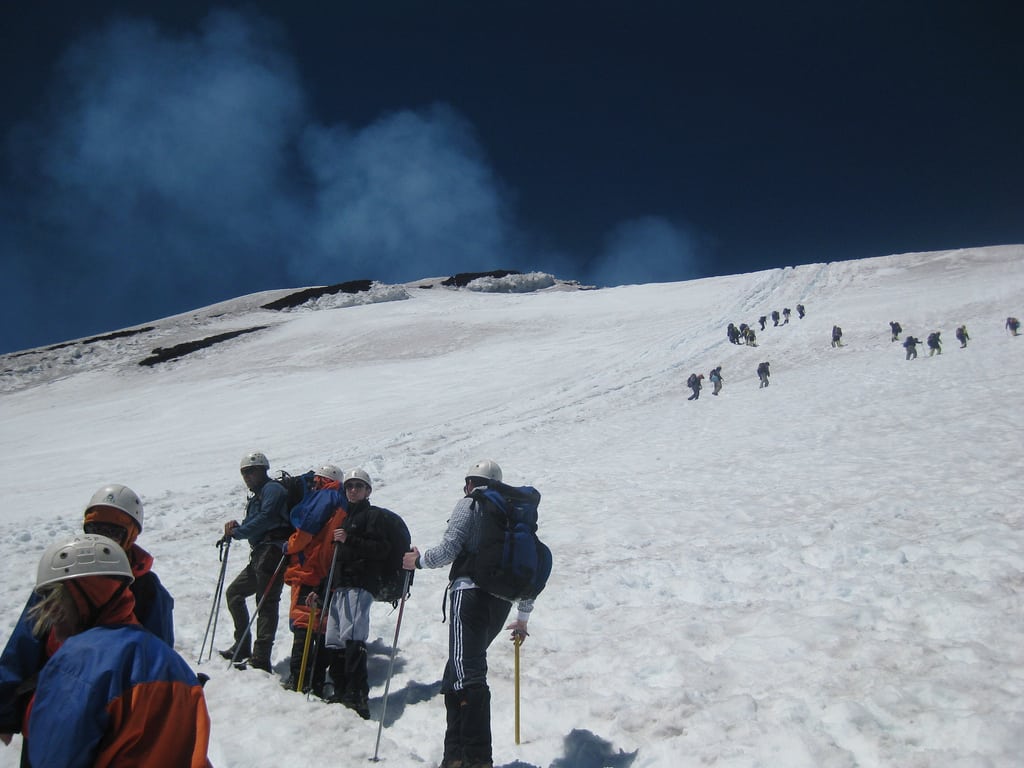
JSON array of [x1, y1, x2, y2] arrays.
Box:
[[83, 521, 128, 544], [344, 481, 368, 491]]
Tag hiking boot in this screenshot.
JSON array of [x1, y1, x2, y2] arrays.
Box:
[[249, 657, 273, 673], [219, 645, 250, 662], [438, 760, 464, 768], [341, 693, 370, 720]]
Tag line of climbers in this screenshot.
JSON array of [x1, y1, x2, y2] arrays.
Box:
[[727, 303, 807, 346], [696, 313, 1018, 398], [686, 362, 771, 399], [855, 317, 1016, 355]]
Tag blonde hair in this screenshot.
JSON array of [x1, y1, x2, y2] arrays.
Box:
[[28, 584, 75, 637]]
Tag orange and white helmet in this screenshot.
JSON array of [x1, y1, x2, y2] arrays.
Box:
[[84, 484, 144, 531], [314, 464, 343, 483]]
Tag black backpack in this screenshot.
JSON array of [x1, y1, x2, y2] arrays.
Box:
[[274, 470, 315, 512], [687, 373, 697, 388], [461, 481, 552, 602], [373, 507, 414, 606]]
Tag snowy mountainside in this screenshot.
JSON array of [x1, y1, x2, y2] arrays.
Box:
[[0, 271, 577, 393], [0, 247, 1022, 767]]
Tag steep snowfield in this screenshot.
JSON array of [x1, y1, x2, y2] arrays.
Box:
[[1, 247, 1022, 767]]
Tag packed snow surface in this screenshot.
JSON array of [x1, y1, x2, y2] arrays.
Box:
[[1, 248, 1022, 767]]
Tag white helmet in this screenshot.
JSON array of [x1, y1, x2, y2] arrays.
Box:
[[315, 464, 343, 483], [240, 451, 270, 471], [36, 534, 134, 590], [342, 468, 372, 490], [85, 484, 144, 531], [466, 459, 502, 483]]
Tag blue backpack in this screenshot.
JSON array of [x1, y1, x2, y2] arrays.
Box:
[[463, 482, 552, 602]]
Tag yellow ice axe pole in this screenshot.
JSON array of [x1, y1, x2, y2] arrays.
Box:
[[296, 605, 318, 693], [514, 634, 522, 744]]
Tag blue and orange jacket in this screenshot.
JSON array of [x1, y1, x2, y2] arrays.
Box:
[[284, 482, 346, 629], [284, 482, 347, 588], [0, 543, 174, 734], [126, 543, 176, 646], [27, 622, 211, 767]]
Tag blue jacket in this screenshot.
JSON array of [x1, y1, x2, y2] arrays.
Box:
[[233, 479, 291, 544], [28, 624, 211, 767], [0, 545, 174, 734]]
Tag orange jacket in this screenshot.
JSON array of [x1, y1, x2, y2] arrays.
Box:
[[26, 577, 211, 767], [284, 482, 347, 588]]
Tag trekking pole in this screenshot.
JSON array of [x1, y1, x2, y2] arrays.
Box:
[[208, 538, 230, 662], [514, 634, 522, 745], [228, 553, 287, 669], [295, 604, 318, 693], [371, 570, 412, 763], [198, 536, 231, 664], [305, 542, 340, 701]]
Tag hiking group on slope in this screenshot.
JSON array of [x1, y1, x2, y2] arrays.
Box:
[[0, 455, 543, 768]]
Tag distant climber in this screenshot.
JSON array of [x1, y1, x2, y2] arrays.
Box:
[[955, 325, 969, 348], [709, 366, 723, 396], [686, 373, 704, 401], [927, 332, 941, 356], [890, 321, 902, 342], [757, 361, 771, 388], [903, 335, 921, 360], [831, 325, 843, 348]]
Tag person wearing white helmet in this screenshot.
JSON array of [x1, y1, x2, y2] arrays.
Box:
[[80, 483, 175, 643], [220, 451, 292, 672], [281, 464, 347, 694], [0, 484, 174, 754], [20, 535, 212, 767], [403, 460, 533, 768], [321, 467, 393, 718]]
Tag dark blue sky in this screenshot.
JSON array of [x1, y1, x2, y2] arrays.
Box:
[[2, 1, 1022, 354]]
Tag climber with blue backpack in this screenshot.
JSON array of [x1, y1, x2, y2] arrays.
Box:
[[404, 459, 550, 768]]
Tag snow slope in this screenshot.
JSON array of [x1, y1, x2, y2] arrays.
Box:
[[1, 248, 1022, 767]]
